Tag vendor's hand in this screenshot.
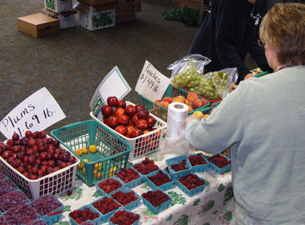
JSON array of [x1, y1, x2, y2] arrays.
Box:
[[244, 73, 254, 80], [183, 115, 201, 127]]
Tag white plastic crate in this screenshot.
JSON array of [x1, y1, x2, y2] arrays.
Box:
[[0, 136, 80, 200], [90, 101, 167, 161]]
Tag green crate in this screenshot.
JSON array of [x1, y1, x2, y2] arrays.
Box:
[[50, 120, 133, 187], [139, 84, 211, 121]]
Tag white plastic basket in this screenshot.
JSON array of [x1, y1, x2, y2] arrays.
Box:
[[0, 136, 80, 200], [90, 101, 167, 161]]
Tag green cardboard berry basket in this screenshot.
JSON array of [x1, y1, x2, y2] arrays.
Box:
[[95, 176, 125, 196], [110, 187, 141, 211], [187, 153, 209, 173], [139, 84, 211, 121], [90, 195, 122, 223], [107, 207, 140, 225], [51, 120, 133, 187], [207, 153, 232, 174], [176, 174, 207, 197], [145, 169, 175, 191], [165, 155, 192, 179], [141, 188, 172, 214], [69, 204, 102, 225], [114, 167, 143, 188]]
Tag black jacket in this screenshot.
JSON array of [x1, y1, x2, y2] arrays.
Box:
[[189, 0, 272, 83]]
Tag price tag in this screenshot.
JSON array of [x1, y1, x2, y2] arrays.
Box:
[[89, 66, 131, 116], [0, 87, 66, 139], [135, 60, 170, 101]]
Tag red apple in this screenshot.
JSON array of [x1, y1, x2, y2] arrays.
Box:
[[125, 105, 137, 117], [131, 128, 143, 138], [115, 125, 127, 136], [101, 105, 113, 118], [113, 107, 125, 117], [146, 116, 156, 128], [118, 115, 130, 126], [131, 114, 139, 125], [117, 100, 126, 109], [108, 115, 119, 128], [135, 104, 145, 112], [137, 108, 149, 120], [107, 96, 118, 107], [126, 124, 135, 136], [135, 119, 148, 130]]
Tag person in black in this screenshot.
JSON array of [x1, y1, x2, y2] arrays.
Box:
[[189, 0, 272, 84]]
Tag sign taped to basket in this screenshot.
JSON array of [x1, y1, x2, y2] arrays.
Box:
[[135, 60, 171, 101]]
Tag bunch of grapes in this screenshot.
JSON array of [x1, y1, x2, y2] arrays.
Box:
[[171, 64, 202, 91]]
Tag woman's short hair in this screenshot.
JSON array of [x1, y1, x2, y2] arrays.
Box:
[[259, 3, 305, 66]]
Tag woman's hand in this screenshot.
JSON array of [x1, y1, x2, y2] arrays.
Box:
[[244, 73, 254, 80]]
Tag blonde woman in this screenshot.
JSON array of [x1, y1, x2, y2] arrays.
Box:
[[186, 3, 305, 224]]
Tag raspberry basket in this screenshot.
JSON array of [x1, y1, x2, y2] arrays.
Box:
[[51, 120, 133, 187], [139, 84, 212, 121], [141, 188, 172, 214], [90, 101, 167, 161], [0, 137, 80, 200], [110, 187, 141, 211], [69, 204, 103, 225], [107, 207, 140, 225], [114, 167, 143, 188], [95, 176, 125, 196], [207, 153, 232, 174], [145, 169, 175, 191], [90, 195, 122, 223], [188, 154, 209, 173], [176, 174, 207, 197], [165, 155, 192, 179]]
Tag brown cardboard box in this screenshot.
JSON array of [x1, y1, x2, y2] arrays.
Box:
[[115, 13, 136, 23], [41, 8, 77, 29], [17, 13, 60, 38], [77, 0, 117, 6]]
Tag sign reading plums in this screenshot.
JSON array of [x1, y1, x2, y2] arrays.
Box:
[[0, 87, 66, 139], [135, 60, 171, 101]]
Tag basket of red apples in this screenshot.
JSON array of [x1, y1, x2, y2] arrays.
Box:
[[0, 130, 80, 200], [141, 188, 172, 214], [145, 169, 174, 191], [51, 120, 133, 187], [110, 187, 141, 211], [188, 154, 209, 173], [89, 96, 167, 161], [91, 195, 122, 222], [176, 173, 207, 197], [207, 153, 231, 174], [108, 207, 140, 225], [114, 167, 143, 188], [69, 204, 102, 225], [165, 155, 192, 179]]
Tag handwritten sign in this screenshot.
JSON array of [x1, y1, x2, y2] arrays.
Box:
[[135, 60, 170, 101], [0, 87, 66, 139], [89, 66, 131, 117]]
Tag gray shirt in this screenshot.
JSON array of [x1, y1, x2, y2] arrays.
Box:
[[185, 66, 305, 224]]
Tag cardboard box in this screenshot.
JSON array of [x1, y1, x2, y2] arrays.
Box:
[[44, 0, 73, 13], [74, 3, 115, 31], [17, 13, 60, 38], [116, 3, 141, 15], [77, 0, 118, 6], [42, 8, 77, 29], [115, 13, 136, 23]]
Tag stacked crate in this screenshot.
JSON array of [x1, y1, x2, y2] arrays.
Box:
[[74, 0, 116, 31], [43, 0, 77, 29], [116, 0, 141, 24]]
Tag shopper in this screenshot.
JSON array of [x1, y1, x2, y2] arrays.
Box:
[[189, 0, 272, 84], [185, 3, 305, 224]]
